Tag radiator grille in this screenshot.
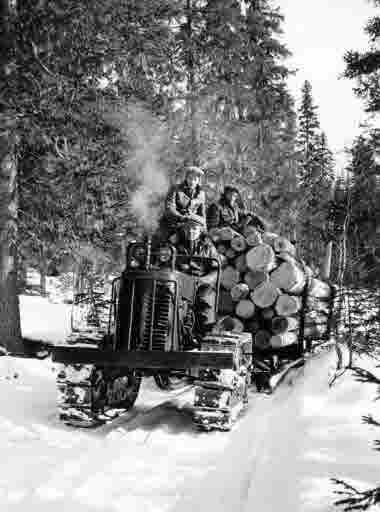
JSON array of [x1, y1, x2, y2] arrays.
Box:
[[140, 284, 173, 351]]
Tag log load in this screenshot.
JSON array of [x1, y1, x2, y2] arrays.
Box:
[[211, 227, 334, 351]]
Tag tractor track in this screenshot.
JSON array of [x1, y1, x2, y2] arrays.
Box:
[[91, 383, 195, 436]]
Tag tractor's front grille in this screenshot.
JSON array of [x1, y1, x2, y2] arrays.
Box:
[[140, 284, 173, 351]]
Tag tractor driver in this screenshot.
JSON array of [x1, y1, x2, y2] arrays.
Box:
[[161, 166, 206, 254]]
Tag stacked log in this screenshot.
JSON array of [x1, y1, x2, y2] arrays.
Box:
[[211, 226, 334, 350]]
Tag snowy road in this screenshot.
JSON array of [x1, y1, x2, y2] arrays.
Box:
[[0, 295, 377, 512], [0, 348, 379, 512]]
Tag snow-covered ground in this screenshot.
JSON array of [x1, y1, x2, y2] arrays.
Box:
[[0, 295, 377, 512]]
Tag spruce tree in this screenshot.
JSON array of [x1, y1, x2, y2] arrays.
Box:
[[296, 80, 334, 267], [344, 0, 380, 113]]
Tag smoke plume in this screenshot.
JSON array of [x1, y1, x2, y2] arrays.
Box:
[[105, 100, 171, 234]]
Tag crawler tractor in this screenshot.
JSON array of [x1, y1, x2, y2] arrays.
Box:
[[53, 236, 337, 430], [53, 239, 252, 430]]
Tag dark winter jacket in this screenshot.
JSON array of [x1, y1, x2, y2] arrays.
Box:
[[163, 181, 206, 232], [207, 200, 266, 232]]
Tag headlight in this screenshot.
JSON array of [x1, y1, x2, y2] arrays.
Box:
[[130, 245, 146, 267], [158, 246, 172, 263], [132, 246, 146, 261]]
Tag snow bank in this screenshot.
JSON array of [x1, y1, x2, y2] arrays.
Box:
[[4, 293, 378, 512], [19, 295, 72, 344]]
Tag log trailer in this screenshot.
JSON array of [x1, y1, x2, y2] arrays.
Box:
[[53, 237, 336, 431]]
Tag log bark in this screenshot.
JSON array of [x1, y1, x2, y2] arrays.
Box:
[[250, 281, 279, 308], [230, 282, 250, 302], [270, 331, 298, 348], [244, 270, 268, 290], [275, 294, 301, 316], [235, 299, 255, 319], [221, 266, 240, 290], [269, 260, 306, 294], [246, 244, 276, 272]]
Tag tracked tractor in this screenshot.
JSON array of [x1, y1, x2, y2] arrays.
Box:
[[53, 239, 252, 430]]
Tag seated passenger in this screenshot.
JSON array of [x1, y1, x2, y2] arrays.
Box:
[[207, 185, 267, 233], [160, 166, 206, 254]]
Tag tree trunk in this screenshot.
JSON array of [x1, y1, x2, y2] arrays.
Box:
[[0, 0, 24, 354], [0, 130, 23, 353]]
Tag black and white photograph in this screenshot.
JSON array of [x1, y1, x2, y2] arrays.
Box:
[[0, 0, 379, 510]]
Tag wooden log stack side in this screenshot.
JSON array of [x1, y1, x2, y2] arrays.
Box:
[[211, 227, 333, 349]]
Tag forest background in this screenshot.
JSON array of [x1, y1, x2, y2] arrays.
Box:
[[0, 0, 379, 354]]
